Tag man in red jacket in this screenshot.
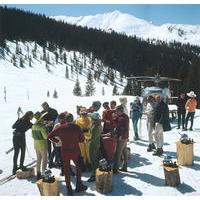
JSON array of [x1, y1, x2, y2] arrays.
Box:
[[48, 113, 87, 196], [113, 105, 129, 173]]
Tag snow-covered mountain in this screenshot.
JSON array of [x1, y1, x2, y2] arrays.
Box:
[[52, 10, 200, 46]]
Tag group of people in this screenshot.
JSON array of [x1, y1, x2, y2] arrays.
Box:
[[11, 91, 197, 195], [11, 99, 130, 195]]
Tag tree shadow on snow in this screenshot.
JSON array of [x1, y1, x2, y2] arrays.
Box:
[[176, 182, 196, 194], [129, 153, 152, 168]]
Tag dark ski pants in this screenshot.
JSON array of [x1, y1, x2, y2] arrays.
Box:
[[13, 135, 26, 169], [185, 112, 195, 130], [62, 152, 82, 188], [177, 111, 186, 129]]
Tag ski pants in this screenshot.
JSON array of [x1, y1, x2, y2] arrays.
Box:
[[79, 139, 91, 166], [177, 111, 186, 129], [35, 148, 48, 174], [185, 112, 195, 129], [13, 134, 26, 169], [146, 118, 154, 144], [154, 123, 164, 149], [131, 111, 140, 138], [89, 142, 100, 176], [62, 152, 81, 187], [113, 138, 128, 170]]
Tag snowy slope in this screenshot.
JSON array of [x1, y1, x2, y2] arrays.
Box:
[[52, 10, 200, 46], [0, 51, 200, 195]]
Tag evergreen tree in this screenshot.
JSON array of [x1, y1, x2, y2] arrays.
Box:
[[112, 85, 118, 95], [65, 65, 69, 79], [47, 90, 50, 97], [85, 71, 95, 96], [19, 57, 24, 68], [102, 87, 105, 96], [53, 89, 58, 98], [73, 78, 82, 96]]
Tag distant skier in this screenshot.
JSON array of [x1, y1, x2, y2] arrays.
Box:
[[184, 91, 197, 131], [12, 111, 33, 174]]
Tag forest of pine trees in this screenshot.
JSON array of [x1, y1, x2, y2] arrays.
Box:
[[1, 6, 200, 103]]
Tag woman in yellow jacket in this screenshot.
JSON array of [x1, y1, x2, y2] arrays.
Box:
[[76, 107, 92, 171], [184, 91, 197, 131], [32, 112, 48, 180]]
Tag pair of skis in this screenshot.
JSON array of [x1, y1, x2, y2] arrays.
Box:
[[0, 160, 36, 185]]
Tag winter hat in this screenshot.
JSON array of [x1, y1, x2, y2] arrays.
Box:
[[92, 101, 101, 111], [187, 91, 196, 98], [90, 112, 101, 121]]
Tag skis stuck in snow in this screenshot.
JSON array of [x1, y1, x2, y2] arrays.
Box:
[[0, 160, 36, 185]]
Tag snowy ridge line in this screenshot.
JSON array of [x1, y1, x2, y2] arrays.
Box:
[[0, 160, 36, 185]]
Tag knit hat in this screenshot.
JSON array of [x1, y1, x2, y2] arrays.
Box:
[[187, 91, 196, 98], [92, 101, 101, 111], [90, 112, 101, 121]]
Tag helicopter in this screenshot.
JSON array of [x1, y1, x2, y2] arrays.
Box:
[[126, 73, 181, 101]]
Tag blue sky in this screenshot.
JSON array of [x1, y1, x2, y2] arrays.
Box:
[[3, 4, 200, 25]]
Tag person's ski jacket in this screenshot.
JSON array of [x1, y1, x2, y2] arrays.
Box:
[[154, 100, 171, 131], [48, 123, 84, 154], [114, 113, 129, 140], [12, 118, 33, 136], [102, 109, 116, 133], [76, 116, 92, 140], [32, 123, 48, 150], [185, 98, 197, 113], [176, 97, 187, 113]]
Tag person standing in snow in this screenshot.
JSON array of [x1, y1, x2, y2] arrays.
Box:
[[41, 101, 58, 164], [87, 112, 102, 182], [130, 96, 143, 141], [12, 111, 33, 174], [144, 95, 156, 152], [48, 114, 87, 196], [75, 107, 92, 171], [184, 91, 197, 131], [176, 93, 187, 130], [153, 95, 171, 156], [113, 105, 129, 173], [32, 112, 48, 180]]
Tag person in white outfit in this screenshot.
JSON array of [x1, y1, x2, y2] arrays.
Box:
[[144, 96, 156, 152]]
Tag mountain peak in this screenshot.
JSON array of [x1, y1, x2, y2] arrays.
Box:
[[52, 11, 200, 46]]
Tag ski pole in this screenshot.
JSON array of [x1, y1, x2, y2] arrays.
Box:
[[5, 147, 14, 154]]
